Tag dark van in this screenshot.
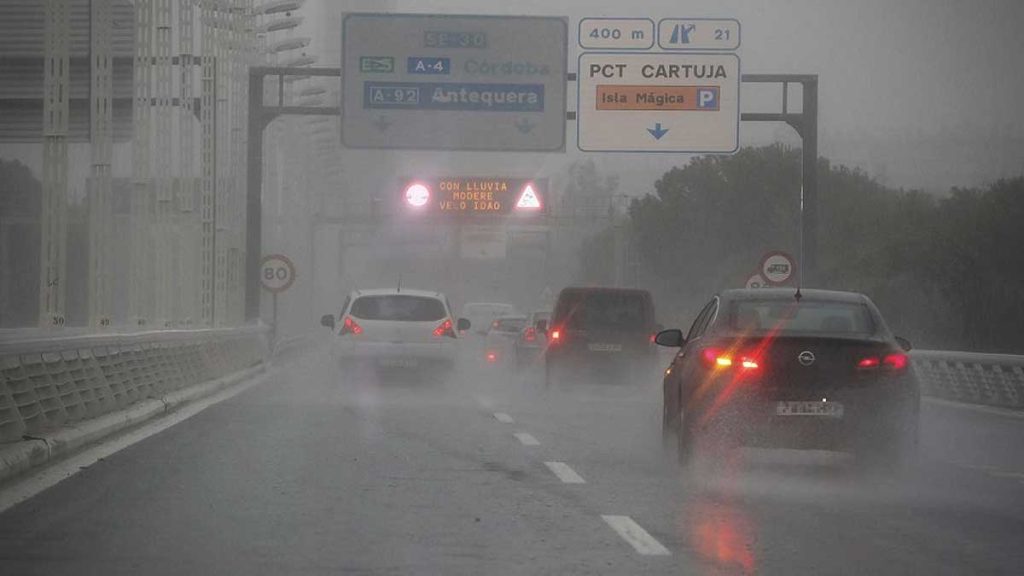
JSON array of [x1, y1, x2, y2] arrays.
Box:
[[543, 287, 659, 386]]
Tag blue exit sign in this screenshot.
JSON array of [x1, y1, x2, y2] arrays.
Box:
[[408, 57, 451, 75]]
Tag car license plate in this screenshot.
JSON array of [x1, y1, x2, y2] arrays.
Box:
[[379, 358, 418, 368], [775, 400, 844, 418], [588, 343, 622, 352]]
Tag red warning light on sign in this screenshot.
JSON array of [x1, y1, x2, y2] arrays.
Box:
[[516, 183, 542, 210], [404, 182, 430, 208]]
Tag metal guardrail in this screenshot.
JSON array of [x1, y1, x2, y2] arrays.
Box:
[[0, 327, 269, 444], [912, 350, 1024, 410]]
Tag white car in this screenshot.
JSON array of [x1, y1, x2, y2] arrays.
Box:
[[460, 302, 520, 336], [320, 288, 470, 374]]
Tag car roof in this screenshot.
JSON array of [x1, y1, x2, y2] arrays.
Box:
[[494, 315, 528, 321], [719, 288, 871, 304], [350, 288, 445, 299], [560, 286, 651, 295]]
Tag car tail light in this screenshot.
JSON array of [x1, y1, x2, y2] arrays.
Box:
[[857, 357, 881, 369], [340, 316, 363, 336], [649, 333, 656, 344], [856, 353, 908, 371], [549, 328, 562, 344], [485, 350, 498, 363], [524, 326, 536, 342], [701, 347, 760, 371], [433, 318, 456, 338], [883, 353, 908, 370]]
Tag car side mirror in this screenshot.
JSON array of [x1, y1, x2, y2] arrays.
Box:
[[320, 314, 335, 330], [654, 329, 685, 348], [535, 319, 548, 335], [457, 318, 471, 331], [895, 336, 912, 352]]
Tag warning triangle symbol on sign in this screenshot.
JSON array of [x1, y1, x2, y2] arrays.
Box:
[[516, 184, 541, 209]]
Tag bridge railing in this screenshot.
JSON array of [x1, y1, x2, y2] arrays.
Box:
[[0, 327, 270, 444]]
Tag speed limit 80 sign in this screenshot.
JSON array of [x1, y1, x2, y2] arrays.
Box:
[[260, 254, 296, 293]]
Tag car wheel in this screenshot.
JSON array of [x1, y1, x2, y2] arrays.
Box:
[[868, 417, 919, 473], [677, 418, 696, 467]]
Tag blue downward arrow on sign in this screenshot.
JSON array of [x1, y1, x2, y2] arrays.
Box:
[[647, 123, 669, 140]]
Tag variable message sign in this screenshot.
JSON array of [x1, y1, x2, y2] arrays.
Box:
[[401, 177, 547, 218]]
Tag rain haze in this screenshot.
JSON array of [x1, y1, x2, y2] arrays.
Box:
[[1, 1, 1023, 575]]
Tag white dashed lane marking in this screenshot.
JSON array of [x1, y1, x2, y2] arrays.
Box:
[[514, 432, 540, 446], [601, 515, 672, 556], [493, 412, 514, 423], [544, 461, 586, 484]]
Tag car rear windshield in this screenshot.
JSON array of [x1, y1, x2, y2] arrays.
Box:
[[558, 292, 650, 330], [728, 300, 875, 335], [492, 318, 526, 332], [349, 295, 447, 322]]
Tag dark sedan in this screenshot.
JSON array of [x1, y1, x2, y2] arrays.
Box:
[[658, 288, 920, 468]]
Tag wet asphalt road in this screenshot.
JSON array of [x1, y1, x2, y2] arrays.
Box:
[[1, 345, 1023, 575]]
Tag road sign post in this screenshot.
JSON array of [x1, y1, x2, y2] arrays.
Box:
[[341, 13, 568, 151], [260, 254, 296, 345]]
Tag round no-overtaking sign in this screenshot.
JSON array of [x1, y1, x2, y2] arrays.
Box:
[[759, 251, 796, 285], [260, 254, 296, 293]]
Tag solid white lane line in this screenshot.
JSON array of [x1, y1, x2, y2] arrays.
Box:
[[544, 461, 585, 484], [514, 432, 540, 446], [601, 515, 672, 556], [0, 373, 269, 515], [493, 412, 514, 423], [951, 462, 1024, 483], [924, 397, 1024, 420]]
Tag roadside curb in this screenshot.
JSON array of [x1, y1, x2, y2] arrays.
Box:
[[0, 364, 266, 486]]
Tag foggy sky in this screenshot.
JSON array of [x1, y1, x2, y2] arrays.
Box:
[[2, 1, 1021, 196], [309, 0, 1024, 193]]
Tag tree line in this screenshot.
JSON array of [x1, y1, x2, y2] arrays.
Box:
[[579, 144, 1024, 353]]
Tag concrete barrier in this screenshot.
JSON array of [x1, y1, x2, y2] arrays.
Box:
[[912, 350, 1024, 410], [0, 327, 269, 445]]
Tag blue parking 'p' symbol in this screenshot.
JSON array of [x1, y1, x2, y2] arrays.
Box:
[[697, 88, 719, 110]]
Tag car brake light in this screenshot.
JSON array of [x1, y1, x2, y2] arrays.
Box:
[[649, 333, 656, 344], [883, 353, 908, 370], [549, 328, 562, 344], [433, 318, 456, 338], [524, 326, 536, 342], [341, 316, 363, 336], [857, 357, 881, 369], [485, 351, 498, 363], [857, 353, 908, 371], [701, 347, 760, 370]]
